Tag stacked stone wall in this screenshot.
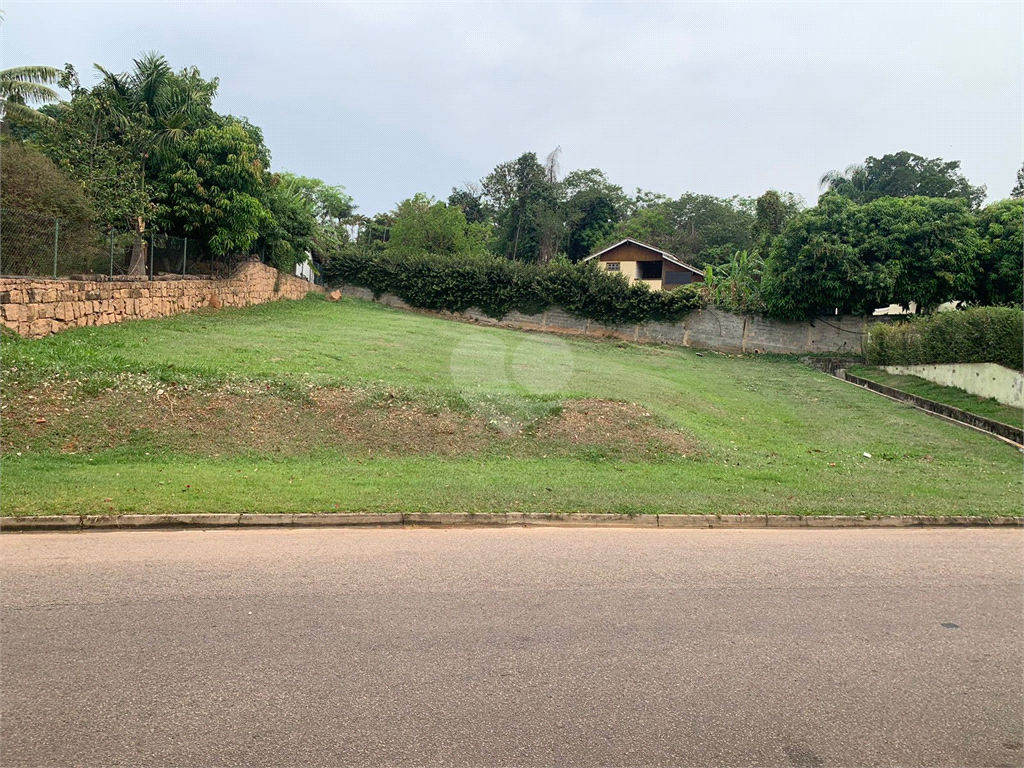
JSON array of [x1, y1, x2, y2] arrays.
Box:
[[0, 260, 322, 339]]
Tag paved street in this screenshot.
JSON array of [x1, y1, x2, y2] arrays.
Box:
[[1, 527, 1021, 767]]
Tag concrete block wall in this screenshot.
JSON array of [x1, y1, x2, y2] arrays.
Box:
[[336, 284, 870, 356], [0, 260, 322, 339], [880, 363, 1024, 408]]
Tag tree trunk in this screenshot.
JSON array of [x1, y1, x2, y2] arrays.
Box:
[[127, 217, 147, 276]]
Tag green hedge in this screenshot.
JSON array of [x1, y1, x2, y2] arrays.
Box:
[[322, 250, 703, 327], [865, 307, 1023, 371]]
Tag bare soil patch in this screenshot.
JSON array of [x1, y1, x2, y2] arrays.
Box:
[[534, 399, 696, 458], [1, 378, 694, 461]]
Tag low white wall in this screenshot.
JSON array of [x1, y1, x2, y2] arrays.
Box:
[[881, 363, 1024, 408]]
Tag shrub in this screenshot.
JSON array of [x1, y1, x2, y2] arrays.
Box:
[[865, 307, 1023, 371], [321, 249, 702, 327]]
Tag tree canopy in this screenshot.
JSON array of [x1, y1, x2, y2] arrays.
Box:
[[6, 50, 1013, 317], [0, 140, 95, 222], [762, 194, 981, 319], [8, 52, 355, 275], [819, 151, 987, 209], [1011, 163, 1024, 200], [386, 193, 489, 259], [973, 199, 1023, 307], [598, 192, 756, 268]]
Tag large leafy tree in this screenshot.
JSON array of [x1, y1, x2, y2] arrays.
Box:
[[819, 151, 986, 209], [483, 151, 562, 263], [447, 183, 492, 225], [762, 194, 981, 319], [258, 174, 319, 271], [154, 120, 273, 256], [34, 69, 149, 231], [750, 189, 803, 256], [561, 169, 626, 262], [271, 172, 355, 262], [608, 205, 675, 251], [761, 195, 867, 319], [386, 193, 489, 258], [1011, 163, 1024, 200], [973, 199, 1023, 306], [91, 52, 218, 272], [600, 192, 755, 267], [848, 196, 980, 312]]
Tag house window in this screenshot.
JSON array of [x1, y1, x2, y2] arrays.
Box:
[[638, 261, 663, 280], [605, 262, 620, 272]]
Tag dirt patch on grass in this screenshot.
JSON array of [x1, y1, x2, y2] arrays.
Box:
[[311, 387, 492, 456], [1, 377, 694, 461], [534, 399, 696, 458]]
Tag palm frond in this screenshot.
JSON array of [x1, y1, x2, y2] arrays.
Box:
[[132, 52, 171, 113], [0, 99, 57, 126], [818, 170, 843, 191], [1, 65, 60, 84], [93, 64, 131, 100], [0, 79, 59, 105]]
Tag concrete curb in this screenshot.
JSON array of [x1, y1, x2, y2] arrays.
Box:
[[1, 512, 1021, 533]]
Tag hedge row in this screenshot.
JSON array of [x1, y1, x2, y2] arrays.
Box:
[[865, 307, 1023, 371], [322, 250, 703, 327]]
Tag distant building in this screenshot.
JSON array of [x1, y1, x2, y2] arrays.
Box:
[[295, 253, 316, 283], [583, 238, 704, 291], [872, 301, 961, 316]]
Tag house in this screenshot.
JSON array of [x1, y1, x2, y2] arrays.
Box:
[[582, 238, 705, 291], [294, 251, 324, 285], [872, 301, 961, 316]]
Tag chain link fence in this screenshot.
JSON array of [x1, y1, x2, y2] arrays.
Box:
[[0, 209, 248, 279]]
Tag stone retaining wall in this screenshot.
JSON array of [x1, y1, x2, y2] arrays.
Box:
[[0, 260, 322, 339], [336, 285, 871, 356]]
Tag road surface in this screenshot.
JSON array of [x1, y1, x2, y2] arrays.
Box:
[[1, 527, 1021, 767]]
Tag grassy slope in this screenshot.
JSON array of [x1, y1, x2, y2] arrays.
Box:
[[2, 297, 1020, 516], [847, 365, 1023, 427]]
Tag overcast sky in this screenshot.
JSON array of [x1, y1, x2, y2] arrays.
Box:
[[2, 1, 1021, 215]]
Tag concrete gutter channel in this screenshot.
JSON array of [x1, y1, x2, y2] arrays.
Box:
[[1, 512, 1021, 533], [803, 357, 1024, 448]]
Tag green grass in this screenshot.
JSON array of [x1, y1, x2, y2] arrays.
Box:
[[2, 296, 1021, 517], [847, 365, 1023, 427]]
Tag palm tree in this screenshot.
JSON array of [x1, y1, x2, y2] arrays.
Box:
[[94, 53, 208, 156], [93, 52, 214, 274], [818, 163, 870, 200], [0, 65, 61, 131]]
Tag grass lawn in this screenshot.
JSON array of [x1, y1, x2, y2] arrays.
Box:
[[1, 295, 1020, 517], [847, 365, 1023, 427]]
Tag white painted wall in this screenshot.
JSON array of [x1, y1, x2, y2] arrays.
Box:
[[881, 363, 1023, 408], [294, 254, 315, 283]]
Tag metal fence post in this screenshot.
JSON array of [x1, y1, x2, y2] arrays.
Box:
[[109, 229, 115, 277], [53, 218, 60, 278], [182, 237, 187, 276], [149, 228, 155, 280]]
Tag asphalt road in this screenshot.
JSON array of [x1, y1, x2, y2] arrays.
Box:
[[1, 527, 1021, 768]]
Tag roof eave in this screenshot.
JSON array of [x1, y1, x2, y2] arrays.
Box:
[[584, 238, 705, 276]]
